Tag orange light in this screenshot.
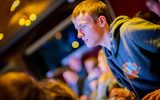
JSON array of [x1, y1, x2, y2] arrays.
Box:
[[25, 19, 31, 26], [29, 14, 37, 21], [0, 33, 4, 40], [10, 0, 20, 12], [55, 32, 62, 40], [18, 18, 25, 26], [72, 41, 79, 48]]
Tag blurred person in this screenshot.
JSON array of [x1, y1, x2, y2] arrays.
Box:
[[63, 69, 84, 97], [134, 10, 160, 24], [97, 49, 115, 80], [0, 72, 46, 100], [68, 56, 87, 79], [142, 89, 160, 100], [50, 67, 69, 83], [92, 49, 134, 100], [71, 0, 160, 99], [39, 79, 78, 100], [134, 0, 160, 24], [81, 55, 101, 100], [94, 49, 117, 100], [88, 80, 98, 100], [109, 88, 136, 100], [146, 0, 160, 17]]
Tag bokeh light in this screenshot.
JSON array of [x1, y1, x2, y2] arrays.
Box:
[[25, 19, 31, 26], [29, 14, 37, 21], [18, 18, 25, 26], [72, 41, 79, 48], [0, 33, 4, 40]]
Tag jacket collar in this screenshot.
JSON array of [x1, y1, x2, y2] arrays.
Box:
[[109, 16, 130, 56]]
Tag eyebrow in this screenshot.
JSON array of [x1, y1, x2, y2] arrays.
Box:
[[75, 21, 87, 30], [75, 24, 83, 31], [79, 24, 83, 28], [79, 23, 86, 28]]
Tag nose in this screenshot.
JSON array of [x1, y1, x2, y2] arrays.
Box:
[[77, 31, 84, 38]]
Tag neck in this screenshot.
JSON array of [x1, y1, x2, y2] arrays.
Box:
[[100, 28, 111, 51]]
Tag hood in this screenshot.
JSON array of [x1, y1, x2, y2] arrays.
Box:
[[109, 15, 130, 56]]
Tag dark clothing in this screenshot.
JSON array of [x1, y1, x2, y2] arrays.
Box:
[[103, 16, 160, 99], [134, 10, 160, 24], [77, 67, 87, 79], [69, 78, 84, 96], [83, 68, 100, 96]]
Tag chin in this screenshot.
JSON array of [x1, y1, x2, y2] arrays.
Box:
[[86, 44, 96, 48]]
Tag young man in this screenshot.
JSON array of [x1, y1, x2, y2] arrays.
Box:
[[71, 0, 160, 99]]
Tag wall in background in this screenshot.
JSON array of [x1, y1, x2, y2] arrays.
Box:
[[109, 0, 146, 17]]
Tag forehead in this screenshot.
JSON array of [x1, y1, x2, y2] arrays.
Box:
[[73, 13, 94, 28]]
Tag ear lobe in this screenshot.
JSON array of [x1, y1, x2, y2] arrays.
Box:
[[98, 16, 106, 27]]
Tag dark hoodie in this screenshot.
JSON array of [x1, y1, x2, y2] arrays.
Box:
[[103, 16, 160, 99]]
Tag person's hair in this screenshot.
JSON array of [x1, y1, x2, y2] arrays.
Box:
[[0, 72, 46, 100], [134, 10, 160, 24], [98, 49, 107, 61], [51, 67, 69, 83], [71, 0, 112, 24], [39, 80, 78, 100], [146, 0, 159, 3]]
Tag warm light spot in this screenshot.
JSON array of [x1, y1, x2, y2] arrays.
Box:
[[10, 0, 20, 12], [25, 19, 31, 26], [55, 32, 62, 40], [18, 18, 25, 26], [0, 33, 4, 40], [29, 14, 37, 21], [72, 41, 79, 48]]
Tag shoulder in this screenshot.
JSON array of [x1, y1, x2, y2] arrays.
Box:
[[120, 17, 160, 38], [119, 18, 160, 51]]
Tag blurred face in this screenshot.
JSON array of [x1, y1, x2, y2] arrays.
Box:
[[73, 13, 104, 47], [146, 1, 160, 17], [84, 58, 96, 73], [109, 88, 133, 100], [68, 57, 82, 72], [63, 71, 78, 84], [98, 55, 107, 73]]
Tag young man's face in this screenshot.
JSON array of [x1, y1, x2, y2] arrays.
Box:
[[73, 13, 104, 47]]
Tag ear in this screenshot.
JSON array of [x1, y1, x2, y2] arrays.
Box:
[[98, 16, 106, 27]]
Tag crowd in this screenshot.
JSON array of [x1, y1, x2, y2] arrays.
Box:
[[0, 0, 160, 100], [0, 48, 137, 100]]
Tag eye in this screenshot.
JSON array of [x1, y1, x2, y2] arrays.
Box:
[[80, 24, 86, 29]]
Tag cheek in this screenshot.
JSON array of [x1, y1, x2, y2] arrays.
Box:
[[87, 31, 99, 40], [84, 28, 93, 35]]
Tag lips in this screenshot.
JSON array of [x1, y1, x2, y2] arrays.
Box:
[[82, 38, 87, 42], [85, 39, 88, 43]]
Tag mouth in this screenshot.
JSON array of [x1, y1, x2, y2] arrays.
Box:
[[83, 39, 88, 43]]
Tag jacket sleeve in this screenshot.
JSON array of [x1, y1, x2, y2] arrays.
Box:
[[121, 18, 160, 53]]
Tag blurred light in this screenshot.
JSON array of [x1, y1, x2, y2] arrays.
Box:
[[29, 14, 37, 21], [0, 33, 4, 40], [10, 0, 20, 12], [25, 19, 31, 26], [72, 41, 79, 48], [55, 32, 62, 40], [67, 0, 75, 3], [46, 70, 54, 78], [18, 18, 25, 26]]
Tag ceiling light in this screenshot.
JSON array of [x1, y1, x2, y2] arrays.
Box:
[[10, 0, 20, 12], [18, 18, 25, 26], [29, 14, 37, 21], [55, 32, 62, 40], [25, 19, 31, 26], [72, 41, 79, 48], [0, 33, 4, 40], [67, 0, 75, 3]]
